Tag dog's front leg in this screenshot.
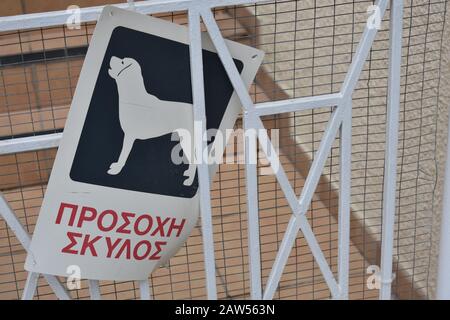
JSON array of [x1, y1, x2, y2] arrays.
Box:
[[108, 135, 135, 175]]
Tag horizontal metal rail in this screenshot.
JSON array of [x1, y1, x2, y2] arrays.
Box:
[[0, 133, 62, 155], [0, 93, 341, 156], [0, 0, 267, 32], [253, 93, 342, 116]]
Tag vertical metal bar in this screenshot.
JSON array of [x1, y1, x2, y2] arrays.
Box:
[[188, 8, 217, 300], [88, 280, 101, 300], [200, 12, 263, 298], [379, 0, 403, 300], [243, 113, 262, 299], [139, 280, 152, 300], [436, 105, 450, 300], [338, 99, 352, 299], [22, 272, 39, 300]]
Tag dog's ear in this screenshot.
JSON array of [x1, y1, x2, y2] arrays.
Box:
[[108, 68, 117, 79]]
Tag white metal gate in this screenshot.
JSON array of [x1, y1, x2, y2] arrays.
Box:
[[0, 0, 446, 300]]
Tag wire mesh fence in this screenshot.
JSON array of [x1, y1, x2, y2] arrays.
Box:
[[0, 0, 447, 299]]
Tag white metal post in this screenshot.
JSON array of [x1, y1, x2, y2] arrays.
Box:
[[187, 8, 218, 300], [338, 98, 352, 299], [379, 0, 403, 300], [22, 272, 39, 300], [200, 8, 263, 300], [436, 104, 450, 300], [139, 280, 153, 300], [243, 113, 262, 299], [88, 280, 101, 300]]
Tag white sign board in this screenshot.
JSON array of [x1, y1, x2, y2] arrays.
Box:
[[25, 6, 263, 281]]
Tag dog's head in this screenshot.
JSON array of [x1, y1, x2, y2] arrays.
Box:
[[108, 56, 141, 80]]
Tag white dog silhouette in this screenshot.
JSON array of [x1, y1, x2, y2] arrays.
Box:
[[107, 56, 196, 186]]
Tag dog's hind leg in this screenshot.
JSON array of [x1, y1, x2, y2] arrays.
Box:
[[175, 129, 196, 186], [183, 164, 196, 186], [108, 135, 135, 175]]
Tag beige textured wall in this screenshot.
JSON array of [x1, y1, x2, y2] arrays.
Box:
[[429, 1, 450, 300]]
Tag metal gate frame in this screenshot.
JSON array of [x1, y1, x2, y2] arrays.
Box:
[[0, 0, 404, 300]]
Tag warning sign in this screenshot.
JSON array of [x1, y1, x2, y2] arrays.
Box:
[[25, 6, 263, 280]]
